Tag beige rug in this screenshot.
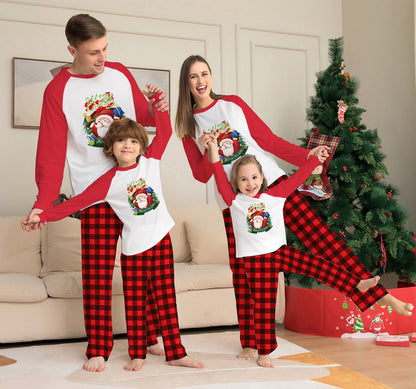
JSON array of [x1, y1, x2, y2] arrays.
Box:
[[0, 330, 390, 389]]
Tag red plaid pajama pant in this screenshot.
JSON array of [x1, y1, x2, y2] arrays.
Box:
[[243, 245, 359, 355], [121, 233, 186, 361], [81, 202, 161, 360], [224, 175, 388, 351]]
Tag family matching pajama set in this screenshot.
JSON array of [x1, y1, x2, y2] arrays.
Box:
[[182, 95, 388, 352], [34, 62, 161, 360]]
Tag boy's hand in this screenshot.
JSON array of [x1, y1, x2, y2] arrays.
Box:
[[144, 83, 169, 113]]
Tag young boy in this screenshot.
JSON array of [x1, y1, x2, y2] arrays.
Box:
[[22, 95, 204, 371]]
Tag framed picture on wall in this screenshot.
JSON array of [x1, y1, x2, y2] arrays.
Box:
[[12, 57, 170, 133]]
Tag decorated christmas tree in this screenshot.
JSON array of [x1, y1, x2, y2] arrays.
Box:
[[286, 37, 416, 287], [353, 314, 364, 332]]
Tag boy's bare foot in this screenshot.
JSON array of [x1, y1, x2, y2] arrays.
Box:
[[257, 354, 274, 368], [377, 294, 414, 316], [357, 276, 380, 293], [83, 356, 105, 372], [124, 358, 145, 371], [148, 343, 165, 356], [168, 356, 204, 368], [237, 347, 256, 360]]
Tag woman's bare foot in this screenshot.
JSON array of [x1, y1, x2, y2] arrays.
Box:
[[83, 356, 105, 372], [237, 347, 256, 360], [377, 294, 414, 316], [148, 343, 165, 356], [357, 276, 380, 293], [124, 358, 145, 371], [257, 354, 274, 368], [168, 356, 204, 368]]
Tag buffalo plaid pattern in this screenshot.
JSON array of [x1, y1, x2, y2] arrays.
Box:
[[242, 244, 359, 355], [121, 233, 186, 361], [81, 202, 160, 360], [224, 176, 388, 350]]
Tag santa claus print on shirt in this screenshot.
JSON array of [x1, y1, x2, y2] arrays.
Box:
[[83, 92, 126, 147], [127, 178, 160, 215], [209, 121, 248, 165], [246, 203, 272, 234]]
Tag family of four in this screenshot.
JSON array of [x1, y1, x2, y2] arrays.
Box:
[[21, 14, 413, 373]]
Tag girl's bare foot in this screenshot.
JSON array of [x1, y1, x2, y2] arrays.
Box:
[[124, 358, 145, 371], [357, 276, 380, 293], [148, 343, 165, 356], [257, 354, 274, 368], [377, 294, 414, 316], [83, 356, 105, 372], [237, 347, 256, 360], [168, 356, 204, 368]]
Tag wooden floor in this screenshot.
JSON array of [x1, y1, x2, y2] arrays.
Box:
[[275, 323, 416, 389]]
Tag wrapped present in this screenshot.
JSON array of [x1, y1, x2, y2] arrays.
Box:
[[284, 286, 416, 337]]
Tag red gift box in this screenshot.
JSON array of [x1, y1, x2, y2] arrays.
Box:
[[376, 334, 410, 347], [284, 286, 416, 337]]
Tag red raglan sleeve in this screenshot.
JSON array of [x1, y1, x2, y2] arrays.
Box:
[[212, 161, 235, 207], [182, 136, 214, 183], [33, 76, 70, 210], [39, 168, 115, 223], [267, 156, 320, 198], [225, 95, 310, 167], [108, 62, 156, 127], [144, 93, 172, 160]]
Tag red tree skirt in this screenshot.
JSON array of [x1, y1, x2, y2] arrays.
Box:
[[284, 286, 416, 337]]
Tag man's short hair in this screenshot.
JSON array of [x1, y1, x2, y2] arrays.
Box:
[[65, 14, 106, 48]]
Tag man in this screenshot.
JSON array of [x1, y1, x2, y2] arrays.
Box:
[[22, 14, 167, 372]]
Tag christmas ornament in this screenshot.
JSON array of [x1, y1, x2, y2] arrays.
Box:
[[379, 233, 387, 274], [384, 211, 392, 218], [387, 190, 393, 200], [337, 100, 348, 123], [297, 128, 340, 201], [371, 230, 379, 238], [360, 184, 367, 190], [374, 172, 382, 181]]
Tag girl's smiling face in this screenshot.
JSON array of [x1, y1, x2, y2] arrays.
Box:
[[236, 163, 264, 197]]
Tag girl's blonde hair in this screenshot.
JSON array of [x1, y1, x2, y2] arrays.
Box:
[[103, 118, 148, 163], [230, 154, 268, 194], [175, 55, 222, 139]]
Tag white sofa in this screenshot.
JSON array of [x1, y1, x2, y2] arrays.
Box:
[[0, 202, 285, 343]]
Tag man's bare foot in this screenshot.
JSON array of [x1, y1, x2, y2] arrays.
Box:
[[377, 294, 414, 316], [83, 356, 105, 372], [357, 276, 380, 293], [124, 358, 145, 371], [237, 347, 256, 360], [148, 343, 165, 356], [257, 354, 274, 368], [168, 356, 204, 368]]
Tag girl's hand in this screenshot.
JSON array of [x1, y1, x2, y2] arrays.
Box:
[[198, 131, 216, 149], [309, 145, 330, 163], [207, 140, 220, 163]]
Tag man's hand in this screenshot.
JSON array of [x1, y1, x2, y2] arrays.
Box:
[[21, 208, 46, 231], [144, 83, 169, 114]]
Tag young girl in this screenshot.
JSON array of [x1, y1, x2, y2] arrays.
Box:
[[207, 142, 386, 368], [175, 55, 413, 360], [22, 94, 203, 372]]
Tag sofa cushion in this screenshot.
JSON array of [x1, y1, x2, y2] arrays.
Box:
[[0, 273, 47, 302], [168, 207, 191, 263], [42, 268, 124, 299], [184, 203, 229, 265], [0, 216, 41, 276], [41, 217, 122, 276], [174, 263, 232, 293]]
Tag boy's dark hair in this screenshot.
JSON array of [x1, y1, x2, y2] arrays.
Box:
[[65, 14, 106, 48], [103, 118, 149, 163], [230, 154, 268, 193]]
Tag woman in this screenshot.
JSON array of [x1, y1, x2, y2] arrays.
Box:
[[175, 55, 413, 360]]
